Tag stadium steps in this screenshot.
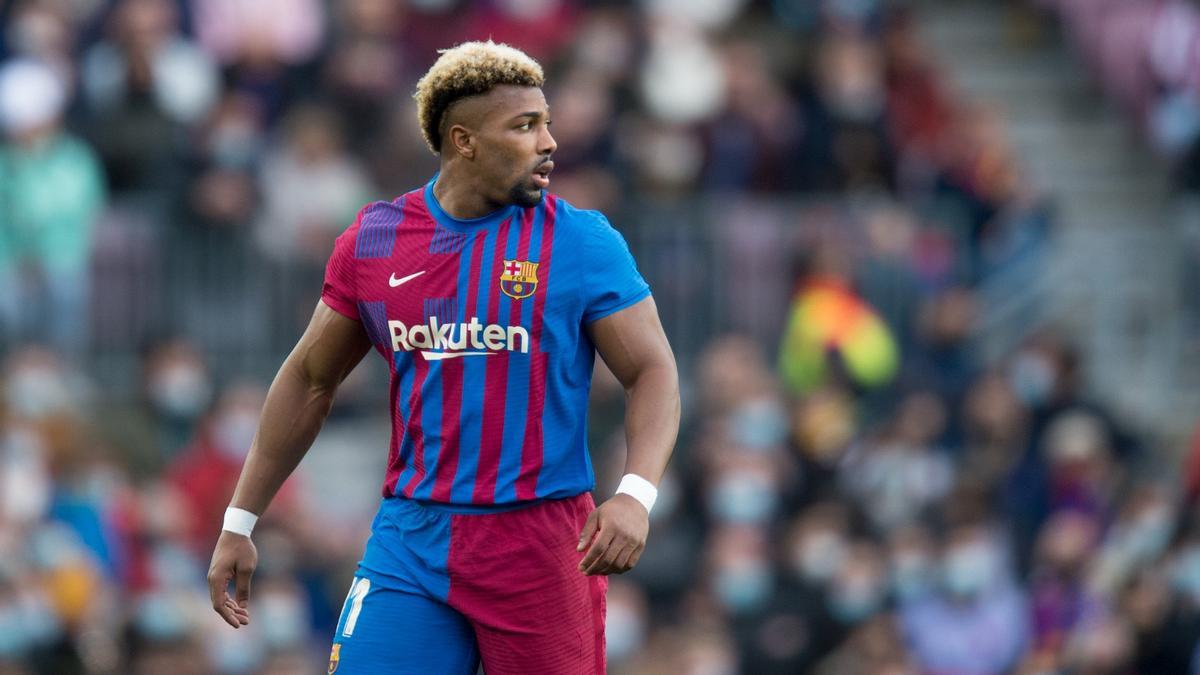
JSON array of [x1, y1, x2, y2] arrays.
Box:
[[915, 0, 1198, 446]]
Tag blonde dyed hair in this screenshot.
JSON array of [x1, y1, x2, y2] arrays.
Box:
[[414, 41, 545, 154]]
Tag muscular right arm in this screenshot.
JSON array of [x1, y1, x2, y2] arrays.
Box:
[[209, 300, 371, 628], [228, 301, 372, 514]]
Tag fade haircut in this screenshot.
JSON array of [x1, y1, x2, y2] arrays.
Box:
[[414, 40, 545, 155]]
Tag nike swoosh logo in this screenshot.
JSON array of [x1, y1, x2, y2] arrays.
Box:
[[422, 351, 494, 361], [389, 271, 426, 287]]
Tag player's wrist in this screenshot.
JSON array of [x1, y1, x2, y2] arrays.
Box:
[[615, 473, 657, 514], [222, 507, 259, 538]]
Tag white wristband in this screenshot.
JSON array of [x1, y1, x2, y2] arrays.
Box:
[[223, 507, 258, 538], [615, 474, 658, 514]]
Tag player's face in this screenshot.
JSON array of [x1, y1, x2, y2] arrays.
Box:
[[475, 86, 556, 208]]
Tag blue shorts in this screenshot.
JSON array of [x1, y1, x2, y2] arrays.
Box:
[[328, 494, 607, 674]]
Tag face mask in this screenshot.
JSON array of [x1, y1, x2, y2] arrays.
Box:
[[728, 399, 788, 450], [1009, 352, 1055, 406], [892, 552, 932, 602], [0, 603, 32, 657], [0, 590, 62, 656], [210, 122, 263, 169], [151, 542, 204, 589], [134, 592, 191, 642], [828, 575, 885, 623], [208, 615, 265, 673], [149, 365, 212, 420], [1, 428, 50, 524], [792, 530, 847, 584], [943, 543, 997, 598], [1123, 507, 1174, 561], [214, 410, 259, 460], [605, 601, 645, 661], [5, 366, 71, 418], [260, 589, 307, 648], [714, 561, 772, 614], [708, 472, 777, 525]]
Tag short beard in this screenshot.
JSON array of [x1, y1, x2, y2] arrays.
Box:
[[508, 181, 543, 208]]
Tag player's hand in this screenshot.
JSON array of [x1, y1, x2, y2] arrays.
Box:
[[207, 530, 257, 628], [576, 494, 649, 576]]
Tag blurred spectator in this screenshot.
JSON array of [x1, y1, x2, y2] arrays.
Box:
[[192, 0, 324, 68], [901, 523, 1030, 675], [81, 0, 217, 195], [840, 391, 954, 532], [0, 60, 105, 355], [254, 103, 372, 264], [165, 383, 298, 556], [797, 33, 896, 192]]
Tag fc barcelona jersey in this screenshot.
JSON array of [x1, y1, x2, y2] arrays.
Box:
[[321, 177, 650, 506]]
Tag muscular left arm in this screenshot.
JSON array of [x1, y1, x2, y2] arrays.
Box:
[[577, 296, 680, 575]]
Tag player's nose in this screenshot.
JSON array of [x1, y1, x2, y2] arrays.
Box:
[[538, 124, 557, 156]]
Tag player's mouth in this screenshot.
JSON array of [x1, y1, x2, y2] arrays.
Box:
[[532, 161, 554, 189]]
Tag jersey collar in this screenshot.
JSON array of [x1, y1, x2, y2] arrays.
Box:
[[424, 176, 518, 233]]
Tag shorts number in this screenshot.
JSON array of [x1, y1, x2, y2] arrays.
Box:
[[340, 577, 371, 638]]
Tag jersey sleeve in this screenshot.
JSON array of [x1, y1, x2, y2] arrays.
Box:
[[581, 213, 651, 324], [321, 217, 361, 321]]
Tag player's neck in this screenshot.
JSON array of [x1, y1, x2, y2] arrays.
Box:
[[432, 168, 503, 220]]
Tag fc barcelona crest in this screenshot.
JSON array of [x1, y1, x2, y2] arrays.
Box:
[[500, 259, 539, 300]]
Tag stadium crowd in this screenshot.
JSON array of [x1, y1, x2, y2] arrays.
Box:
[[0, 0, 1197, 674]]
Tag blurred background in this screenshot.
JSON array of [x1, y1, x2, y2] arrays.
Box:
[[2, 0, 1200, 673]]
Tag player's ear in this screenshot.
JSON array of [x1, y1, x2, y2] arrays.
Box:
[[447, 124, 476, 160]]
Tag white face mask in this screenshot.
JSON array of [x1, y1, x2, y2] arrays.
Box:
[[214, 410, 260, 460], [728, 398, 788, 450], [1, 427, 50, 524], [259, 588, 307, 648], [708, 471, 778, 525], [5, 365, 72, 418], [149, 364, 212, 419], [713, 558, 772, 613], [792, 530, 847, 584], [943, 542, 998, 598], [828, 572, 885, 623]]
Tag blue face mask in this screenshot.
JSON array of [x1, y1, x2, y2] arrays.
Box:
[[728, 400, 788, 450], [828, 577, 885, 624], [1122, 508, 1174, 561], [134, 593, 192, 642], [708, 473, 778, 525], [0, 604, 32, 657], [892, 553, 932, 603], [943, 545, 997, 598], [714, 563, 773, 614], [0, 592, 63, 657], [1009, 353, 1055, 406], [260, 590, 307, 648]]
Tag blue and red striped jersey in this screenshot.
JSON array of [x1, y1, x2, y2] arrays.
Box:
[[321, 178, 650, 505]]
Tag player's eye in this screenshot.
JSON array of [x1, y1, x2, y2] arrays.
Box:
[[517, 121, 533, 131]]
